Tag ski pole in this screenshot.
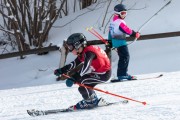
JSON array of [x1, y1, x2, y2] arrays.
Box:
[[86, 27, 108, 44], [128, 0, 172, 45], [62, 74, 147, 105], [91, 27, 107, 43]]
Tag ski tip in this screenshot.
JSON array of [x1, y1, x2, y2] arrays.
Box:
[[27, 110, 31, 113], [142, 102, 147, 105], [159, 74, 163, 77], [27, 110, 33, 116], [122, 100, 129, 104], [27, 109, 45, 116]]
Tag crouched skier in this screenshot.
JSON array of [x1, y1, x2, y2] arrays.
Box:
[[54, 33, 111, 110]]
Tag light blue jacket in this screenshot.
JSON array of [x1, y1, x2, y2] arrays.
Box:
[[108, 33, 127, 48]]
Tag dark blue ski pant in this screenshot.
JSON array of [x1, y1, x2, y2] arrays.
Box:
[[117, 45, 130, 77]]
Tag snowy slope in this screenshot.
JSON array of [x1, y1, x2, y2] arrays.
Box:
[[0, 72, 180, 120]]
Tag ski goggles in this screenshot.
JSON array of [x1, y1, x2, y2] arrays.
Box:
[[67, 44, 74, 52], [115, 11, 127, 16], [120, 11, 127, 16], [66, 40, 83, 52], [67, 42, 81, 52]]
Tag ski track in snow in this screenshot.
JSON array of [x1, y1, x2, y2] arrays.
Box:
[[0, 72, 180, 120]]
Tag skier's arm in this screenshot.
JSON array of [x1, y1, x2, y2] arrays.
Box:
[[79, 51, 96, 76], [60, 57, 81, 73], [119, 22, 136, 37]]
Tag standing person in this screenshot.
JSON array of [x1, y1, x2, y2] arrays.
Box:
[[54, 33, 111, 110], [108, 4, 140, 82]]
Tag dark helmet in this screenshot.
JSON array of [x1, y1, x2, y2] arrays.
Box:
[[114, 4, 127, 12], [66, 33, 87, 51]]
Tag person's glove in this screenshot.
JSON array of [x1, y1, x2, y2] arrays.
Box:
[[131, 31, 140, 39], [66, 78, 75, 87], [54, 68, 63, 76], [106, 40, 112, 49], [135, 32, 140, 39]]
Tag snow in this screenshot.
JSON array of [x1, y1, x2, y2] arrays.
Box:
[[0, 0, 180, 119], [0, 72, 180, 120]]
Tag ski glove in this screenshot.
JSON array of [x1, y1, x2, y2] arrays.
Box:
[[54, 68, 63, 76], [66, 78, 75, 87], [106, 40, 112, 49], [130, 31, 140, 39], [135, 32, 140, 39]]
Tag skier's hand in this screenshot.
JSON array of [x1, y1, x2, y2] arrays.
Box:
[[106, 40, 112, 49], [66, 78, 75, 87], [130, 31, 140, 39], [54, 68, 63, 76], [135, 32, 140, 39]]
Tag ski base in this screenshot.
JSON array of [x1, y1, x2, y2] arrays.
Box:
[[27, 100, 128, 117]]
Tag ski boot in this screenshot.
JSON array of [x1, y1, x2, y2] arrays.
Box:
[[118, 75, 137, 82], [75, 93, 99, 110]]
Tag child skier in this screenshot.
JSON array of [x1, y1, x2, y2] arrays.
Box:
[[108, 4, 140, 82], [54, 33, 111, 110]]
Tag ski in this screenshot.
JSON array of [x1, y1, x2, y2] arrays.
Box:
[[110, 74, 163, 83], [27, 100, 128, 117], [56, 40, 69, 81]]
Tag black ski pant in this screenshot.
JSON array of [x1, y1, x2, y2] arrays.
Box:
[[76, 70, 111, 100], [117, 45, 130, 77]]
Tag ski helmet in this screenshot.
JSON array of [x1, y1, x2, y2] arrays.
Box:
[[114, 4, 127, 12], [66, 33, 87, 52], [114, 4, 127, 18]]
